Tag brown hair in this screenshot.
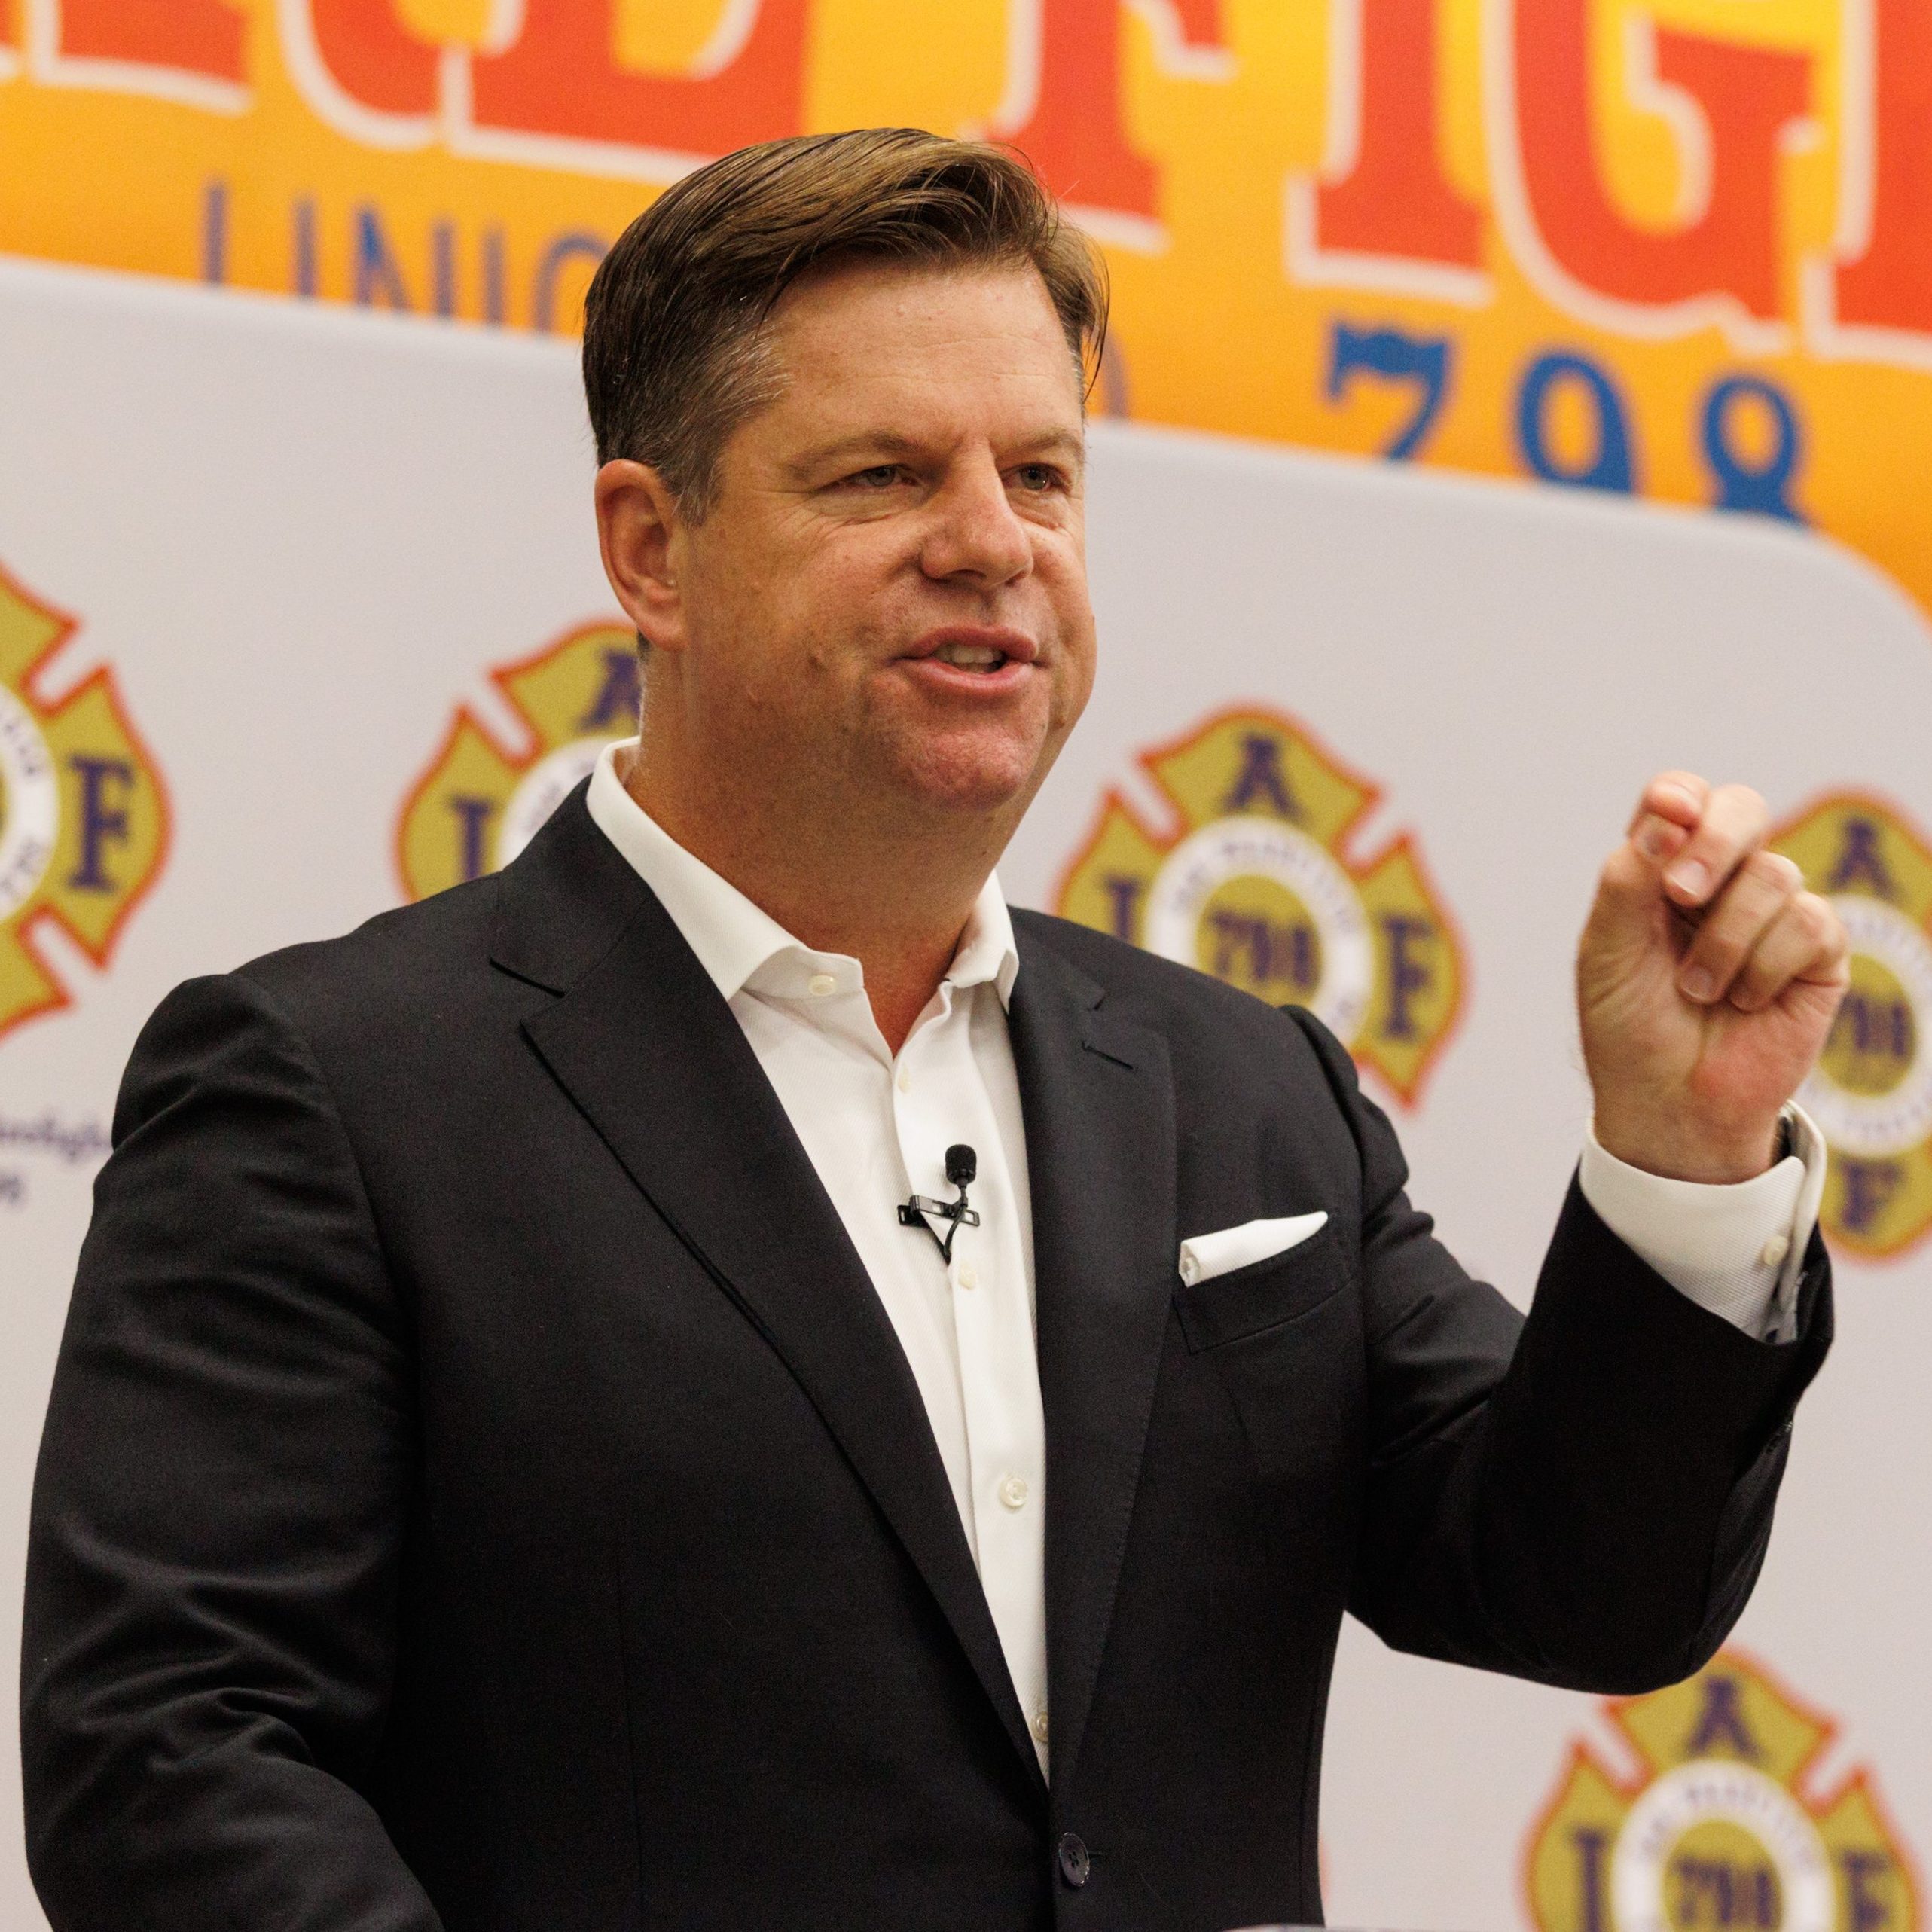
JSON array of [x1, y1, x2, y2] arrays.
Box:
[[581, 128, 1109, 518]]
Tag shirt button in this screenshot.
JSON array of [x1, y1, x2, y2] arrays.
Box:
[[956, 1263, 978, 1291], [1031, 1709, 1050, 1745], [999, 1474, 1028, 1510], [896, 1065, 911, 1092], [807, 973, 837, 998], [1760, 1233, 1791, 1269]]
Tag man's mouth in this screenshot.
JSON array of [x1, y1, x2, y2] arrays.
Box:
[[909, 628, 1039, 677], [930, 639, 1010, 673]]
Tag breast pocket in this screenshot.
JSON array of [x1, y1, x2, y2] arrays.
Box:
[[1174, 1225, 1347, 1351], [1173, 1226, 1362, 1485]]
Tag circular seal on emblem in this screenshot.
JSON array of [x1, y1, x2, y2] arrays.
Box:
[[1611, 1760, 1836, 1932], [0, 682, 60, 922], [497, 737, 612, 869], [1798, 893, 1932, 1159], [1143, 816, 1375, 1039]]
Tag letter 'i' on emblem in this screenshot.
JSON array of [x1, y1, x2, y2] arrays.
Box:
[[396, 621, 641, 901], [1525, 1650, 1921, 1932], [1054, 707, 1464, 1103], [1770, 793, 1932, 1258], [0, 560, 169, 1044]]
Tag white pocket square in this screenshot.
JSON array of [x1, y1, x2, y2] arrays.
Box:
[[1177, 1211, 1329, 1286]]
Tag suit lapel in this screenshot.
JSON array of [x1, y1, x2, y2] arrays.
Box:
[[496, 796, 1045, 1796], [1008, 922, 1177, 1791]]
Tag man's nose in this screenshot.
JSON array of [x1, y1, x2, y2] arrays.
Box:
[[919, 461, 1033, 586]]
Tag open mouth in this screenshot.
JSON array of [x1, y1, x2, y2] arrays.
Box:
[[929, 641, 1012, 673]]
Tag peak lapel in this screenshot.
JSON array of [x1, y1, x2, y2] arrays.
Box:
[[1008, 924, 1177, 1791], [505, 819, 1045, 1796]]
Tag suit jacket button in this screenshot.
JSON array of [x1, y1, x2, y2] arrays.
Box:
[[1057, 1832, 1091, 1888]]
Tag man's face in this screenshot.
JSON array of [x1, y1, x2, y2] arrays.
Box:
[[664, 259, 1096, 829]]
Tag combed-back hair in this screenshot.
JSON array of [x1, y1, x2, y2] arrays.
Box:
[[581, 128, 1109, 519]]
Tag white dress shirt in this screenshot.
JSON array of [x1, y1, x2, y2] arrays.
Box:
[[584, 739, 1825, 1771], [588, 745, 1050, 1765]]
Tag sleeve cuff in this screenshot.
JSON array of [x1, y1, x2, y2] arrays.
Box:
[[1578, 1104, 1827, 1343]]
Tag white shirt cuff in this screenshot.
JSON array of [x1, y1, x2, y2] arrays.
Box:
[[1577, 1105, 1827, 1344]]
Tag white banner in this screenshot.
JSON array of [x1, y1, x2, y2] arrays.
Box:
[[1, 257, 1923, 1932]]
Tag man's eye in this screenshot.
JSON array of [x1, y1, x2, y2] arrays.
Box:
[[1013, 465, 1063, 493], [850, 465, 903, 489]]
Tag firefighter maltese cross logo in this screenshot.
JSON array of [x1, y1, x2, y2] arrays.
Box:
[[1769, 794, 1932, 1257], [0, 560, 168, 1044], [1056, 708, 1463, 1102], [398, 621, 639, 901], [1527, 1650, 1918, 1932]]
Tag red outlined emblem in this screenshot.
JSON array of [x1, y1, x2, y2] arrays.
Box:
[[1770, 792, 1932, 1259], [0, 560, 169, 1044], [1525, 1650, 1920, 1932], [1054, 706, 1464, 1103], [397, 619, 637, 902]]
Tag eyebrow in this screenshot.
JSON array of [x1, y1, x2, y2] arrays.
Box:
[[782, 426, 1087, 482]]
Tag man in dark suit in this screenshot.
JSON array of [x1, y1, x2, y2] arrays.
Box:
[[23, 130, 1849, 1932]]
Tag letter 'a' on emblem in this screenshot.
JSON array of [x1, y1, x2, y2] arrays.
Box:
[[0, 558, 169, 1046], [396, 621, 640, 901], [1525, 1650, 1921, 1932], [1054, 707, 1464, 1105], [1770, 792, 1932, 1259]]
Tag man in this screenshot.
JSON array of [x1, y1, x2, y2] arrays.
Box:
[[23, 130, 1847, 1932]]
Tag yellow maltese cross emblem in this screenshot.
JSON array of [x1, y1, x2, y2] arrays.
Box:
[[1527, 1650, 1918, 1932], [1769, 793, 1932, 1257], [399, 621, 639, 902], [1055, 708, 1463, 1103], [0, 560, 169, 1044]]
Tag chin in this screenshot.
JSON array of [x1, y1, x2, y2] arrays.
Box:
[[889, 731, 1044, 818]]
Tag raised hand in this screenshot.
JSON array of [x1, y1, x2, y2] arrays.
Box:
[[1578, 773, 1850, 1183]]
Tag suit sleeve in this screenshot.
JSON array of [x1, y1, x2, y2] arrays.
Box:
[[1284, 1008, 1833, 1695], [21, 973, 443, 1932]]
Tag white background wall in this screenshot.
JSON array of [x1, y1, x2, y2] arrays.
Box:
[[1, 258, 1923, 1930]]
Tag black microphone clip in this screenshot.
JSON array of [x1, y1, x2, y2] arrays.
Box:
[[899, 1143, 981, 1265]]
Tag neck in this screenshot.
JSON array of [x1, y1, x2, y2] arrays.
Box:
[[619, 740, 1008, 1056]]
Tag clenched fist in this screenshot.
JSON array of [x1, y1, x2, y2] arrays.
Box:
[[1579, 773, 1851, 1184]]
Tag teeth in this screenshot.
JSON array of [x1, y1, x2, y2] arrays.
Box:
[[934, 642, 1006, 669]]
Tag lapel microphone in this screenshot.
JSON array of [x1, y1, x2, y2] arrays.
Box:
[[899, 1143, 980, 1264]]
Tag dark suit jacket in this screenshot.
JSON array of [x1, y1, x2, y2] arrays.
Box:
[[22, 787, 1830, 1932]]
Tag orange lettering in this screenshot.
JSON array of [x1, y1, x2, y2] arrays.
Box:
[[1005, 0, 1227, 219], [470, 0, 809, 155], [1, 1, 16, 49], [1515, 1, 1808, 317], [1836, 0, 1932, 333], [306, 0, 439, 118], [1317, 0, 1482, 268], [59, 0, 245, 82]]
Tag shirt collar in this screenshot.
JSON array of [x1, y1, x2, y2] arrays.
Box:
[[584, 739, 1019, 1011]]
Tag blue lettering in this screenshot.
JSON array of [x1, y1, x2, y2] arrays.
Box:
[[450, 796, 495, 884], [1516, 350, 1637, 493], [578, 649, 642, 733], [533, 232, 609, 335], [1224, 732, 1298, 819], [1830, 817, 1897, 899], [1326, 322, 1454, 461], [1702, 374, 1805, 523], [1381, 914, 1433, 1039], [1686, 1673, 1760, 1760], [66, 755, 135, 894], [354, 204, 413, 311]]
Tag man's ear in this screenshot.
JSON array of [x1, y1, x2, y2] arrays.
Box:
[[595, 459, 689, 651]]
